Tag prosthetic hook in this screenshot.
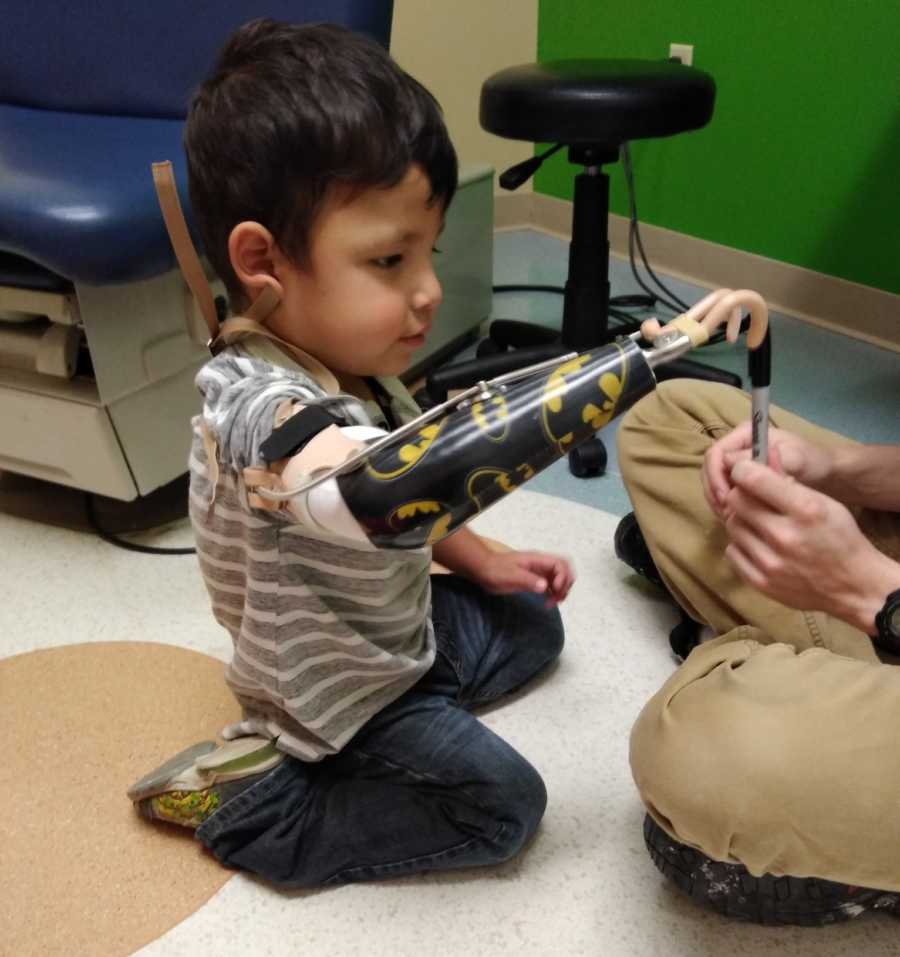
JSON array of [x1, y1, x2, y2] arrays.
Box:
[[258, 289, 769, 549]]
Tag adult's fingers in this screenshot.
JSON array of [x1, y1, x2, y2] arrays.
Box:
[[725, 512, 782, 574], [729, 460, 813, 519], [724, 541, 768, 591], [704, 421, 754, 509]]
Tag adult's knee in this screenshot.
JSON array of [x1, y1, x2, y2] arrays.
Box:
[[629, 644, 794, 864], [617, 379, 744, 477], [617, 379, 692, 450]]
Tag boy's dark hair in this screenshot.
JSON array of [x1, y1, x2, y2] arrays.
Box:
[[185, 19, 458, 307]]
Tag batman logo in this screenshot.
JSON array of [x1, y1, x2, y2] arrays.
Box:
[[471, 394, 510, 442], [581, 371, 624, 430], [466, 466, 518, 510], [541, 348, 627, 450], [366, 418, 446, 480], [387, 499, 449, 531]]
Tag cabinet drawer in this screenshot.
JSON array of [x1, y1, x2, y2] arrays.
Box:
[[0, 377, 137, 499]]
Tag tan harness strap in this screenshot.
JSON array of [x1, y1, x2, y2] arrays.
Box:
[[151, 161, 219, 343], [216, 299, 340, 395], [151, 161, 340, 395], [242, 466, 290, 512]]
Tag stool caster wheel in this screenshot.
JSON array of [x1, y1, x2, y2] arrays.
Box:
[[568, 439, 607, 478], [476, 337, 505, 359]]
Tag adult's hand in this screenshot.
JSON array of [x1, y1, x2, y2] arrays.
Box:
[[702, 421, 836, 520], [722, 459, 900, 633]]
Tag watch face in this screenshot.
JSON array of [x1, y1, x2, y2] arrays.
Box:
[[889, 603, 900, 637]]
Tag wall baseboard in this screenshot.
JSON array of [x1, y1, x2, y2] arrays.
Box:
[[495, 192, 900, 354]]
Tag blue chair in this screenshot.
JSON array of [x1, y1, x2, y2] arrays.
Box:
[[0, 2, 394, 500]]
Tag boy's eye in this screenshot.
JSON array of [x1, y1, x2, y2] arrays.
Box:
[[371, 254, 403, 269]]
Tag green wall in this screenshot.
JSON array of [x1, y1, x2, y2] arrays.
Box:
[[535, 0, 900, 295]]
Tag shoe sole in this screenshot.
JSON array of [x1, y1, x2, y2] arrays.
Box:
[[643, 814, 900, 926]]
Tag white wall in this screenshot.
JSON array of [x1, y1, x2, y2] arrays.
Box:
[[391, 0, 538, 190]]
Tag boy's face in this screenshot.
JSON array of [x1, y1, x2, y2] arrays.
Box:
[[271, 164, 445, 379]]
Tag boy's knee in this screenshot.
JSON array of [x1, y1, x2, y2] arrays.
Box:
[[488, 753, 548, 862], [540, 602, 565, 662], [513, 593, 565, 668]]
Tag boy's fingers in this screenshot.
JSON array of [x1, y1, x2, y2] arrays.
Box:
[[518, 566, 548, 592], [512, 568, 546, 593], [496, 570, 546, 595], [516, 553, 571, 598], [554, 560, 572, 589]]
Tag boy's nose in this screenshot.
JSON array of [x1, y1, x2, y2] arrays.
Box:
[[412, 266, 442, 314]]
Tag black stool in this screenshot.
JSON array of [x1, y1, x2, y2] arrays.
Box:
[[425, 59, 741, 476]]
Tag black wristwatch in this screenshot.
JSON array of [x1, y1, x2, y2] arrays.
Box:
[[874, 589, 900, 653]]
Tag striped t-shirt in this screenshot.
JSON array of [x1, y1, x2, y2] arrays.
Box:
[[189, 341, 435, 761]]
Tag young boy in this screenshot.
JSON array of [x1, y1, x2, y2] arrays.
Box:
[[128, 19, 574, 888]]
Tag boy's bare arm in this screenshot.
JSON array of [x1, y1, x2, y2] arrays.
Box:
[[431, 527, 494, 577]]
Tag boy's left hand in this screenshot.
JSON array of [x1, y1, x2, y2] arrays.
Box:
[[475, 550, 575, 607]]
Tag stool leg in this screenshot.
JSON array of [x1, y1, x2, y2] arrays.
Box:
[[562, 167, 611, 351]]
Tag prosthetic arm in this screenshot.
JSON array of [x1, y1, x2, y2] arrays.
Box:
[[152, 161, 767, 551], [247, 289, 769, 550]]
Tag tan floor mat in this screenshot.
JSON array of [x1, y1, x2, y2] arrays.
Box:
[[1, 642, 241, 957]]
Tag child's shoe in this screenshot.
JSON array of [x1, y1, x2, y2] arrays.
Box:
[[128, 737, 284, 828]]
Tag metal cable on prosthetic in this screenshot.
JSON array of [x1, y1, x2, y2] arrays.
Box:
[[251, 288, 770, 551]]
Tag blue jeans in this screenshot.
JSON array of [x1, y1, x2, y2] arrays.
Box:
[[196, 575, 565, 887]]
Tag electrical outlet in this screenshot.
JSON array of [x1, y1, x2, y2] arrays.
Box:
[[669, 43, 694, 66]]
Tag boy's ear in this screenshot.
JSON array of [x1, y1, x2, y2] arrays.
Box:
[[228, 222, 283, 301]]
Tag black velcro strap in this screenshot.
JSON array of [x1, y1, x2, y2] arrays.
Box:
[[259, 406, 341, 462]]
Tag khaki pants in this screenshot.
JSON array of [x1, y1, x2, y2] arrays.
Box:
[[618, 379, 900, 892]]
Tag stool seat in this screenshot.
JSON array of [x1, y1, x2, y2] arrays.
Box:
[[480, 59, 715, 145]]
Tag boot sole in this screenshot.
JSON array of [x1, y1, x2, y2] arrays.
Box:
[[643, 814, 900, 926]]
